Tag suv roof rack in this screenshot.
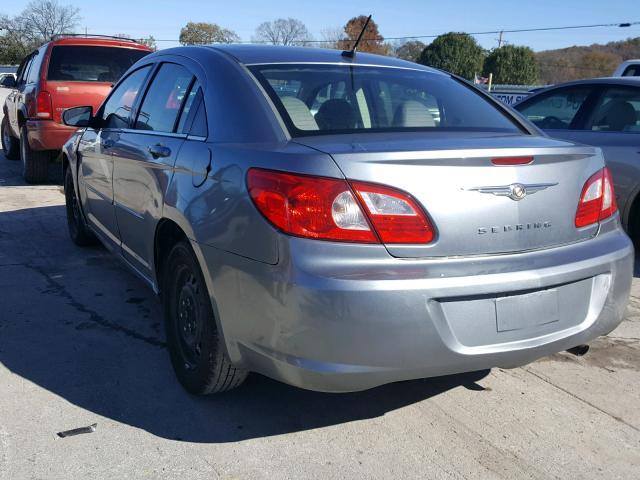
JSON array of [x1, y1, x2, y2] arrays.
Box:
[[50, 34, 140, 43]]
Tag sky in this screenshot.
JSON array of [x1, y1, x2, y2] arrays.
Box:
[[3, 0, 640, 51]]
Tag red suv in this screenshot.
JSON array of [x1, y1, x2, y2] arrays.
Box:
[[1, 35, 152, 183]]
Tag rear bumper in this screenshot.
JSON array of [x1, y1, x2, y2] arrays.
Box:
[[197, 221, 634, 393], [26, 119, 77, 151]]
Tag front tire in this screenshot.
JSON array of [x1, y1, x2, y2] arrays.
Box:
[[1, 116, 19, 160], [163, 241, 247, 394], [20, 126, 50, 184], [64, 166, 97, 246]]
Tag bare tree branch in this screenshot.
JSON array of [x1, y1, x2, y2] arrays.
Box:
[[253, 18, 312, 46]]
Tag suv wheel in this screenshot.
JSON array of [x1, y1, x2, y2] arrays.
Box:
[[20, 126, 50, 184], [1, 116, 19, 160], [163, 240, 248, 394], [64, 167, 97, 246]]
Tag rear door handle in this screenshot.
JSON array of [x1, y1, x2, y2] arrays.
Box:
[[148, 144, 171, 159], [102, 139, 114, 148]]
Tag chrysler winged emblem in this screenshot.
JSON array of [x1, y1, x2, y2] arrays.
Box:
[[465, 182, 558, 201]]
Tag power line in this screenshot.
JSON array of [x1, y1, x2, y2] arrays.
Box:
[[146, 20, 640, 44]]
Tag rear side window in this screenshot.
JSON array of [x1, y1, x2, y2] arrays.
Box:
[[26, 50, 43, 84], [249, 64, 522, 136], [101, 66, 151, 129], [586, 87, 640, 132], [47, 46, 149, 83], [135, 63, 193, 133], [516, 87, 591, 129]]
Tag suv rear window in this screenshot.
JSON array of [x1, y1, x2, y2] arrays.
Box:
[[249, 64, 523, 136], [47, 46, 149, 83]]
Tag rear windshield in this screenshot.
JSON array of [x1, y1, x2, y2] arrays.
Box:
[[249, 64, 523, 136], [47, 46, 149, 83]]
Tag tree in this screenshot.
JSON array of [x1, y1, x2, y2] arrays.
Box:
[[418, 33, 484, 80], [337, 15, 387, 55], [138, 36, 157, 51], [18, 0, 80, 44], [318, 27, 344, 49], [580, 51, 621, 77], [394, 40, 425, 62], [253, 18, 311, 46], [179, 22, 239, 45], [483, 45, 538, 84]]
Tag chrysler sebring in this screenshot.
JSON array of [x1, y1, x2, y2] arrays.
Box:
[[61, 45, 633, 394]]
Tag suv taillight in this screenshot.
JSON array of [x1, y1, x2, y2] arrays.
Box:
[[575, 167, 617, 228], [247, 168, 435, 244], [36, 91, 53, 119]]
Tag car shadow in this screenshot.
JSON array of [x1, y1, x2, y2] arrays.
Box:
[[0, 203, 490, 443]]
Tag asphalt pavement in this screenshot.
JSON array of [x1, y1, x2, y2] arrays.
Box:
[[0, 96, 639, 479]]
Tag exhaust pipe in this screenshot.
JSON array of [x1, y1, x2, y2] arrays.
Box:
[[566, 345, 590, 356]]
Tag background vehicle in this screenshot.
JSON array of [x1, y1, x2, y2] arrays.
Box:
[[0, 73, 16, 87], [613, 60, 640, 77], [62, 45, 632, 395], [514, 77, 640, 242], [1, 35, 151, 183]]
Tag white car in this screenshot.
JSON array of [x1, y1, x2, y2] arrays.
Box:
[[613, 60, 640, 77]]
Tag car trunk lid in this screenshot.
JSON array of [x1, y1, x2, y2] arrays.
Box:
[[295, 132, 603, 258]]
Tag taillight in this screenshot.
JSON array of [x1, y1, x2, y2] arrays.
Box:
[[350, 181, 434, 243], [36, 91, 53, 119], [575, 167, 617, 228], [247, 168, 435, 244]]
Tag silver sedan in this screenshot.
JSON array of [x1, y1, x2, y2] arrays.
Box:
[[515, 77, 640, 242], [61, 45, 633, 394]]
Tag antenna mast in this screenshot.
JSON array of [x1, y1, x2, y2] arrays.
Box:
[[342, 15, 372, 58]]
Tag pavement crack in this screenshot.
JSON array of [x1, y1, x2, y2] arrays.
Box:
[[522, 367, 640, 433], [28, 264, 166, 349]]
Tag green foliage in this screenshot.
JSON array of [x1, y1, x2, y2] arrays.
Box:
[[418, 33, 484, 79], [179, 22, 240, 45], [483, 45, 538, 84]]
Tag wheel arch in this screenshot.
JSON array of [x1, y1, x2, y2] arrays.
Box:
[[153, 218, 190, 294]]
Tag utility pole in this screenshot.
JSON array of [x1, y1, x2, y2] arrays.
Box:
[[497, 30, 504, 48]]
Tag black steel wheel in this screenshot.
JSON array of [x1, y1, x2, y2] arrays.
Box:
[[163, 241, 247, 394]]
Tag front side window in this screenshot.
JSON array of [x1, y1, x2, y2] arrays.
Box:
[[622, 65, 640, 77], [47, 46, 149, 83], [134, 63, 193, 133], [585, 87, 640, 132], [249, 64, 523, 136], [101, 65, 151, 129], [517, 86, 591, 130]]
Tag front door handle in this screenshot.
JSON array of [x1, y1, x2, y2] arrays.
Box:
[[148, 144, 171, 159]]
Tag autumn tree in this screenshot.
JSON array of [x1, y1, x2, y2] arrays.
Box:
[[483, 45, 538, 84], [337, 15, 387, 55], [179, 22, 240, 45], [418, 33, 484, 80], [580, 51, 621, 77], [253, 18, 311, 46]]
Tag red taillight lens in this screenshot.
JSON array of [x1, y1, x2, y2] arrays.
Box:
[[575, 167, 618, 228], [350, 181, 435, 243], [247, 169, 377, 243], [36, 91, 52, 119], [247, 169, 435, 244]]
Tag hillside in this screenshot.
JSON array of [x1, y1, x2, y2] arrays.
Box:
[[536, 37, 640, 83]]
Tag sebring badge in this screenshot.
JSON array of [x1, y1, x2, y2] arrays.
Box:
[[465, 182, 558, 201]]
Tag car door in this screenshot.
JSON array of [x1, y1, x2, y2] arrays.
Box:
[[78, 65, 152, 248], [111, 62, 194, 277]]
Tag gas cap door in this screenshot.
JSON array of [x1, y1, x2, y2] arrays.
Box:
[[192, 147, 212, 187]]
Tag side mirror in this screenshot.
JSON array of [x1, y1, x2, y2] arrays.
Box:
[[0, 76, 16, 88], [63, 106, 93, 127]]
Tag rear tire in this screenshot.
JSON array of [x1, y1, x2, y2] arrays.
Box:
[[20, 126, 50, 184], [163, 240, 247, 395], [64, 166, 97, 246], [1, 116, 19, 160]]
